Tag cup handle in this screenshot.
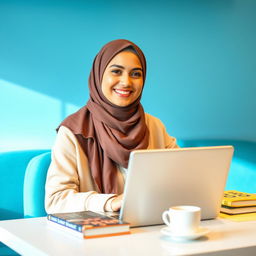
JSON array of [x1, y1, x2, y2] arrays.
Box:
[[162, 210, 171, 226]]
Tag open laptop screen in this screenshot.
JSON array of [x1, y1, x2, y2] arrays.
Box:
[[119, 146, 234, 227]]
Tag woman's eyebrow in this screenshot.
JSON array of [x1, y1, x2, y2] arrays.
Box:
[[110, 64, 124, 69], [132, 67, 143, 71], [109, 64, 142, 71]]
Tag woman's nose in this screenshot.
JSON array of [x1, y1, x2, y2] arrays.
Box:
[[120, 73, 131, 86]]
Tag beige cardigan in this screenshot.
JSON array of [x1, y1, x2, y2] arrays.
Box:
[[45, 113, 178, 214]]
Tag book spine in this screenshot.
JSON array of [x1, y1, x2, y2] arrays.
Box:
[[47, 215, 83, 232], [222, 200, 233, 207]]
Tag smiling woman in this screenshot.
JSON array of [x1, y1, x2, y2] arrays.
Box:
[[45, 39, 179, 214]]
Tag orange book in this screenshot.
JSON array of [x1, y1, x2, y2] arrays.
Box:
[[47, 211, 130, 239]]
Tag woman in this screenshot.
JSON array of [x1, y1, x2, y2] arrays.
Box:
[[45, 39, 178, 214]]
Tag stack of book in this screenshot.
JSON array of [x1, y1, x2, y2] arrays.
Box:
[[47, 211, 130, 239], [220, 190, 256, 215]]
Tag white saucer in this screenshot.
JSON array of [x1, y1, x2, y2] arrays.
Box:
[[161, 227, 210, 241]]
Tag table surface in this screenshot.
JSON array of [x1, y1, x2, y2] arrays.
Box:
[[1, 217, 256, 256]]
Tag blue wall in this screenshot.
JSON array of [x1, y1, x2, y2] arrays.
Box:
[[1, 0, 256, 151]]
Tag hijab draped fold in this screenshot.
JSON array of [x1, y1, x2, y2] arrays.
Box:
[[58, 39, 149, 193]]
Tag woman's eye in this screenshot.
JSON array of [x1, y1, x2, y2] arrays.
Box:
[[131, 71, 142, 78], [111, 69, 122, 75]]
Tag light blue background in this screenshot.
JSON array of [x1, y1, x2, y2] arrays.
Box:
[[1, 0, 255, 151]]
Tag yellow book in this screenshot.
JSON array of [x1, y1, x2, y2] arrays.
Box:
[[222, 190, 256, 207]]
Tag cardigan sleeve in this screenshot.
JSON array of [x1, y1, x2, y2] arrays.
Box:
[[44, 126, 117, 214]]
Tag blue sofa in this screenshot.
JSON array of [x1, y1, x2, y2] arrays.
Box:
[[1, 140, 255, 221]]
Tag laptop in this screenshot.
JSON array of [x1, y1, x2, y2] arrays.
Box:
[[115, 146, 234, 227]]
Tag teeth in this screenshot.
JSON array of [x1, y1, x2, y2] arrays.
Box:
[[115, 89, 131, 95]]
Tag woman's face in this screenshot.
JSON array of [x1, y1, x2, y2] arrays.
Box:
[[101, 50, 144, 107]]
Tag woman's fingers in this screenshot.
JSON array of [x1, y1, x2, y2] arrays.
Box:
[[111, 194, 123, 211]]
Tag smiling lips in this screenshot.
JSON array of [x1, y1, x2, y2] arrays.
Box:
[[114, 89, 133, 97]]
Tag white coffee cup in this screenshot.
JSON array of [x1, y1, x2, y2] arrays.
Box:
[[162, 205, 201, 235]]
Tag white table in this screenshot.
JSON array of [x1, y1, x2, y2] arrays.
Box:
[[0, 217, 256, 256]]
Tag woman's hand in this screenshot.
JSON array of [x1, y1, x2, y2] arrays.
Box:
[[110, 194, 123, 212]]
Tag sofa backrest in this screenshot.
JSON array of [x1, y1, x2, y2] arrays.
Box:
[[23, 152, 51, 218]]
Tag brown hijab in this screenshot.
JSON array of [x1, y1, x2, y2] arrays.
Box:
[[58, 39, 149, 193]]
